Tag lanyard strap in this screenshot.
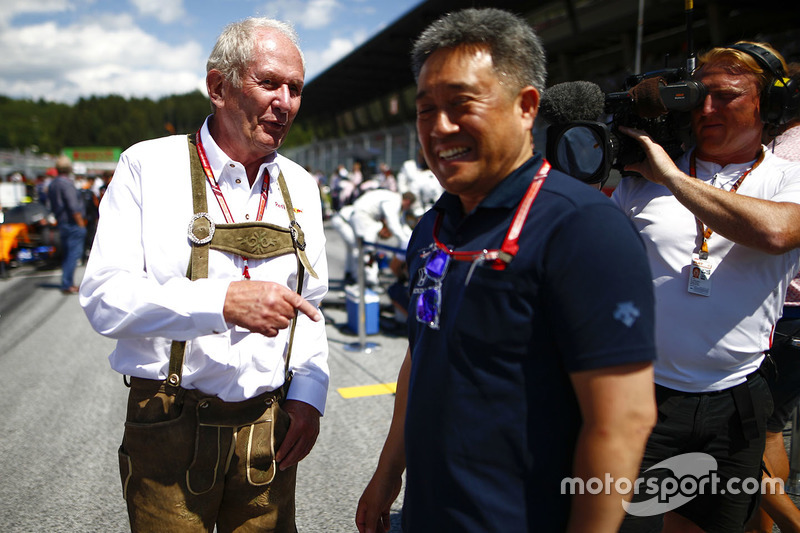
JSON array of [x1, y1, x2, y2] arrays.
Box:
[[690, 149, 764, 257], [195, 129, 270, 223], [432, 160, 551, 268], [166, 133, 306, 393], [195, 128, 269, 278]]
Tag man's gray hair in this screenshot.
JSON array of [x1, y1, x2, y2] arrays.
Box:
[[207, 17, 306, 88], [411, 8, 546, 94]]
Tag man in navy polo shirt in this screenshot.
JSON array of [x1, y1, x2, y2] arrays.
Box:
[[355, 8, 658, 533]]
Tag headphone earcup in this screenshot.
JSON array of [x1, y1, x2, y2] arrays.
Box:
[[729, 43, 795, 127], [765, 77, 800, 126], [761, 81, 780, 125], [782, 77, 800, 125]]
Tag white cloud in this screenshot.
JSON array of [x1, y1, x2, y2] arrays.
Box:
[[0, 0, 421, 102], [302, 0, 339, 29], [262, 0, 341, 30], [0, 14, 206, 103], [0, 0, 73, 26], [129, 0, 187, 24], [320, 36, 356, 64], [304, 27, 368, 79]]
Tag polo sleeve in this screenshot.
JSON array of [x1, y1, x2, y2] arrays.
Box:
[[543, 202, 657, 372]]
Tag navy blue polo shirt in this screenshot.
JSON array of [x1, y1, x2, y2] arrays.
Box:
[[403, 154, 656, 532]]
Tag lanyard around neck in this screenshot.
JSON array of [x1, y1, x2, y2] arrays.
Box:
[[195, 129, 270, 224], [195, 129, 270, 278], [690, 148, 764, 258], [432, 160, 551, 269]]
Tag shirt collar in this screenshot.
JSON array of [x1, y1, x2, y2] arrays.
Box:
[[480, 154, 543, 209], [199, 116, 228, 181], [434, 154, 544, 218], [692, 146, 763, 190], [200, 115, 279, 184]]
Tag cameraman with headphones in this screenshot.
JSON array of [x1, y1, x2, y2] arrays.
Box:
[[614, 42, 800, 533]]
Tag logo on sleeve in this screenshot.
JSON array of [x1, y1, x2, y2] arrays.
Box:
[[613, 301, 640, 327]]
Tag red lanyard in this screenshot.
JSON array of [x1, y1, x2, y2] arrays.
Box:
[[432, 160, 551, 270], [195, 129, 270, 278], [690, 149, 764, 258]]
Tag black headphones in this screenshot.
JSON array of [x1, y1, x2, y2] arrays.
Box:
[[729, 42, 799, 126]]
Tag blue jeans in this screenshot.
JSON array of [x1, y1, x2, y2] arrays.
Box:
[[59, 224, 86, 290]]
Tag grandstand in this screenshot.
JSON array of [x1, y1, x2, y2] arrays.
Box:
[[285, 0, 799, 177]]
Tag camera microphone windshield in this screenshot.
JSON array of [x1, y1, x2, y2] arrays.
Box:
[[542, 81, 609, 186], [539, 81, 605, 124]]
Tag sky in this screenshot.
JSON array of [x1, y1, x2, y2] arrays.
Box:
[[0, 0, 423, 104]]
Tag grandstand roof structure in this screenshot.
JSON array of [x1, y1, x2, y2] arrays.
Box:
[[293, 0, 799, 141]]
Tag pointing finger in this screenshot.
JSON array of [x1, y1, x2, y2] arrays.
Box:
[[285, 292, 321, 322]]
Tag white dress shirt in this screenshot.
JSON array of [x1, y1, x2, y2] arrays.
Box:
[[80, 117, 329, 411]]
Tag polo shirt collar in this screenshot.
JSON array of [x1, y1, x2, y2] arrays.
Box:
[[433, 154, 544, 219]]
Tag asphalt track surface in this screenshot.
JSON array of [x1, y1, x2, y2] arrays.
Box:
[[0, 221, 407, 532]]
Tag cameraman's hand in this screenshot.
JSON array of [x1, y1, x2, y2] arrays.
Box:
[[619, 126, 685, 188]]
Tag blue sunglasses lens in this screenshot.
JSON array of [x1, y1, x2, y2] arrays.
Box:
[[426, 249, 449, 279], [416, 287, 440, 326]]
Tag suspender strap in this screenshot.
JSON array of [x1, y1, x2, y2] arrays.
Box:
[[188, 133, 212, 280], [275, 162, 308, 377], [166, 134, 313, 393]]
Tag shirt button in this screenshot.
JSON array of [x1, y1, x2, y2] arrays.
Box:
[[229, 163, 235, 168], [245, 214, 250, 220], [235, 178, 241, 184]]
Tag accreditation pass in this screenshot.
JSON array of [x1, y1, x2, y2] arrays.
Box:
[[688, 254, 712, 297]]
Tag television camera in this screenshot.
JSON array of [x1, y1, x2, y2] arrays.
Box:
[[542, 0, 710, 186], [542, 68, 707, 186]]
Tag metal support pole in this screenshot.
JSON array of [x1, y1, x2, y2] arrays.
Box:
[[634, 0, 644, 75], [385, 132, 392, 170], [786, 407, 800, 494], [407, 125, 416, 163], [345, 236, 380, 354]]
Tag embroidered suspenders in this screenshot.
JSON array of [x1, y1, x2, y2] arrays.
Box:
[[164, 134, 318, 394]]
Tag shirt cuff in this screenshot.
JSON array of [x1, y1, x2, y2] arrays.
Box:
[[286, 372, 329, 415]]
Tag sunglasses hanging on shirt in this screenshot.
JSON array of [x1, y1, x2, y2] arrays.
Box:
[[415, 160, 551, 329]]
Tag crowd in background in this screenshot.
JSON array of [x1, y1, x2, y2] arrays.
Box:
[[0, 165, 112, 263]]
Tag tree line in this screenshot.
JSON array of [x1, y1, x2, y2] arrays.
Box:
[[0, 91, 313, 156]]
